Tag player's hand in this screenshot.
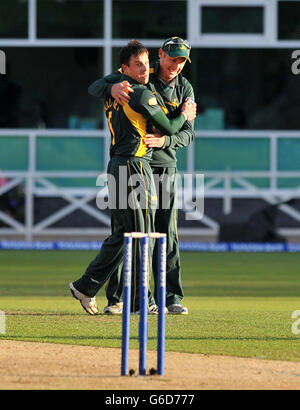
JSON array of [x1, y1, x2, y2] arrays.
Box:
[[181, 97, 197, 121], [111, 81, 134, 105], [144, 133, 165, 148]]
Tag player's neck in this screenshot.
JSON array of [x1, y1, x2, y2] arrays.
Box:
[[158, 68, 176, 85], [159, 73, 175, 85]]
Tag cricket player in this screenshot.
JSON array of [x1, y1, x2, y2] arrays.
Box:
[[88, 37, 195, 315], [69, 40, 196, 314]]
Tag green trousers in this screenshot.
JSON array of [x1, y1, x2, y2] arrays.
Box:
[[106, 166, 184, 307], [73, 155, 156, 311]]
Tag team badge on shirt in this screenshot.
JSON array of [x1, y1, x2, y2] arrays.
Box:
[[148, 97, 158, 106]]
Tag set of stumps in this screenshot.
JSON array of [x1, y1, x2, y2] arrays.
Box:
[[121, 232, 167, 376]]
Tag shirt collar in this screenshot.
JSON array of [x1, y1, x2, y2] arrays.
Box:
[[120, 73, 141, 85]]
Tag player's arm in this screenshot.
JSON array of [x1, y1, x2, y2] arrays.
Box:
[[164, 116, 194, 149], [88, 70, 133, 105], [88, 70, 122, 99], [137, 90, 196, 136], [145, 114, 194, 149], [150, 110, 186, 135]]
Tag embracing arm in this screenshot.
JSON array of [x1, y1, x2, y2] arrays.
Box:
[[148, 97, 196, 136], [145, 113, 194, 149], [88, 70, 122, 99], [150, 110, 187, 136]]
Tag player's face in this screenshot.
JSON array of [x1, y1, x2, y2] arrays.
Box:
[[158, 49, 187, 83], [122, 52, 149, 84]]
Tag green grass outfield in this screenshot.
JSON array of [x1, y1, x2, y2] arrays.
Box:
[[0, 250, 300, 361]]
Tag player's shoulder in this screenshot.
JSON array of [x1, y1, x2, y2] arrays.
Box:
[[128, 82, 151, 97], [138, 86, 158, 106], [105, 69, 123, 83], [130, 85, 159, 111], [130, 83, 151, 102], [177, 74, 194, 100]]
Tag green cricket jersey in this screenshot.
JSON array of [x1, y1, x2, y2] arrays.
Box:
[[88, 61, 195, 167], [104, 74, 187, 162]]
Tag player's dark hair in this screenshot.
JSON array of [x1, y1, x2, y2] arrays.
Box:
[[120, 40, 148, 66]]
